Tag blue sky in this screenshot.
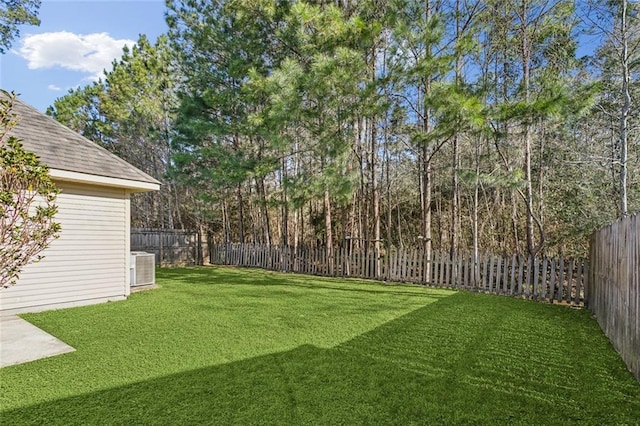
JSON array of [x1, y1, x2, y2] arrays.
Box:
[[1, 0, 168, 112]]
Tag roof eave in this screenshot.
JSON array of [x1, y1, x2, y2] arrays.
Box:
[[49, 169, 161, 193]]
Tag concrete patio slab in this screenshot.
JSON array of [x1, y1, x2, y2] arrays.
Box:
[[0, 316, 75, 368]]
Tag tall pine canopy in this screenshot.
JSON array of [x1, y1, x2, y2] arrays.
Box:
[[46, 0, 638, 257]]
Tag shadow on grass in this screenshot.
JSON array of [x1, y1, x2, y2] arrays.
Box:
[[3, 344, 448, 425], [157, 266, 453, 300], [4, 292, 639, 425]]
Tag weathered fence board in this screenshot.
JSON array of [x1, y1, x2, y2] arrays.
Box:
[[588, 213, 639, 381]]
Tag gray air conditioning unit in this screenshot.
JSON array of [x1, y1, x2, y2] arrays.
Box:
[[130, 252, 155, 287]]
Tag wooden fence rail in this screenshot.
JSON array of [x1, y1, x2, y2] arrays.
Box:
[[210, 243, 586, 307], [588, 213, 639, 380]]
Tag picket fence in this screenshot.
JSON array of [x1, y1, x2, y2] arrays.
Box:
[[210, 243, 587, 306]]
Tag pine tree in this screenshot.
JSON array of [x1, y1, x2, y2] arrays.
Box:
[[48, 35, 181, 228]]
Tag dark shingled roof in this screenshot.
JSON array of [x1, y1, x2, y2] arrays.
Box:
[[4, 94, 160, 186]]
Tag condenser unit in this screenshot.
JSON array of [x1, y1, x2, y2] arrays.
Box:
[[130, 252, 155, 286]]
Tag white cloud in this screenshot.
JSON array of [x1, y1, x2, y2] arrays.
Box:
[[16, 31, 135, 80], [47, 84, 62, 91]]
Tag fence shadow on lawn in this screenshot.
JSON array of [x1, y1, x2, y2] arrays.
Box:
[[3, 293, 639, 425], [159, 266, 455, 300]]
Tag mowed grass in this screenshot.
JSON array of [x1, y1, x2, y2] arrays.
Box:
[[1, 267, 639, 425]]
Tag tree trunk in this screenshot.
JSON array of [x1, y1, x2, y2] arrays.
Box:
[[370, 49, 381, 278], [360, 117, 369, 250], [385, 113, 392, 249], [538, 120, 545, 230], [282, 158, 289, 247], [520, 0, 538, 257], [473, 137, 481, 285], [421, 0, 433, 281], [236, 183, 244, 244], [222, 197, 231, 244], [511, 190, 519, 254], [258, 177, 271, 245], [172, 183, 184, 230], [324, 185, 334, 275], [450, 0, 461, 260], [619, 0, 630, 217]]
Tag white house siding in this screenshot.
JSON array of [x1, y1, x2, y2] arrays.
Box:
[[0, 181, 129, 314]]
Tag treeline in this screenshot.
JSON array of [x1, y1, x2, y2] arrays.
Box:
[[48, 0, 639, 259]]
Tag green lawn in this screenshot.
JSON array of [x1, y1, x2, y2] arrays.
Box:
[[1, 266, 639, 425]]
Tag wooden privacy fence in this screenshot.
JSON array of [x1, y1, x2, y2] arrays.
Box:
[[588, 213, 639, 381], [131, 228, 203, 266], [210, 243, 587, 307]]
